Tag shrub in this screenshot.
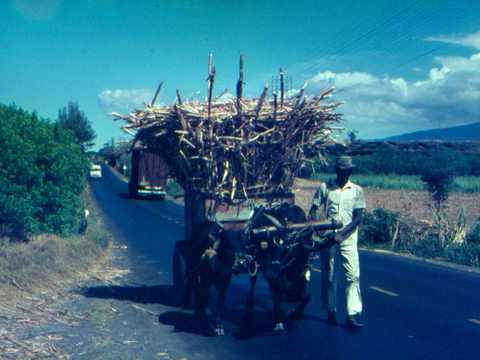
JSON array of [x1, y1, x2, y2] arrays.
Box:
[[444, 243, 480, 267], [410, 234, 445, 259], [467, 219, 480, 245], [308, 149, 479, 177], [420, 155, 455, 210], [0, 104, 89, 239], [361, 208, 400, 247]]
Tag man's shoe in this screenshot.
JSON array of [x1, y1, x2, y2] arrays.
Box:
[[327, 311, 337, 325], [346, 314, 364, 329]]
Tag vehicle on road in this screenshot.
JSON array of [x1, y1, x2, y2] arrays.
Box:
[[129, 145, 169, 199], [89, 164, 102, 179]]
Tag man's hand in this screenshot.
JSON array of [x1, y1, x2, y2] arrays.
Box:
[[334, 232, 346, 243], [332, 209, 364, 244], [310, 231, 336, 251], [203, 248, 217, 259]]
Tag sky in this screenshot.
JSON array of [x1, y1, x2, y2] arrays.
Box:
[[1, 0, 480, 147]]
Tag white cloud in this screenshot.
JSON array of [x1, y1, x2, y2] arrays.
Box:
[[305, 48, 480, 138], [98, 88, 154, 114], [426, 31, 480, 50]]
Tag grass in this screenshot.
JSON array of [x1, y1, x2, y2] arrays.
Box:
[[309, 173, 480, 193], [0, 186, 110, 291], [359, 207, 480, 268]]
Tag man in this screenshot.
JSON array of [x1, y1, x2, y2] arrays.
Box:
[[309, 156, 366, 329]]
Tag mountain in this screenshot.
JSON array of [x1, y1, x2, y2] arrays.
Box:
[[384, 122, 480, 141]]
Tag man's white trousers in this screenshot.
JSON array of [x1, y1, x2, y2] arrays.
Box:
[[320, 240, 362, 316]]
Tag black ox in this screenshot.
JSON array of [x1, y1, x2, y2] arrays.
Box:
[[180, 203, 335, 336]]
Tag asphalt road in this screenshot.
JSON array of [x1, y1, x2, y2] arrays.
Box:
[[86, 166, 480, 360]]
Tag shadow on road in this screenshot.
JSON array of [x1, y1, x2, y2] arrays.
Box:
[[156, 307, 286, 338], [81, 284, 177, 307], [80, 279, 320, 338], [157, 311, 217, 337], [116, 192, 131, 199]]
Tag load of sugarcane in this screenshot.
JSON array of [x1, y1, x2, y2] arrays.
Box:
[[112, 55, 342, 204]]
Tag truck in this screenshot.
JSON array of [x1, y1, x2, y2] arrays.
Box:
[[128, 143, 169, 199]]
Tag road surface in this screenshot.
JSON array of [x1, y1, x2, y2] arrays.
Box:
[[80, 166, 480, 359]]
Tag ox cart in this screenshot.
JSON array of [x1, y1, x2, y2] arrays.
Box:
[[112, 55, 344, 334]]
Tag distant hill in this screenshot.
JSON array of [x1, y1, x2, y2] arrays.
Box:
[[384, 122, 480, 141]]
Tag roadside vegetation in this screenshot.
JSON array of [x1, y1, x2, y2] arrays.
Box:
[[303, 148, 480, 192], [0, 188, 110, 291], [0, 103, 109, 291], [357, 152, 480, 267], [360, 208, 480, 268], [305, 148, 480, 177], [309, 174, 480, 193]]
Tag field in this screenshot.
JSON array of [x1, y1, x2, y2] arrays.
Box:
[[309, 174, 480, 193], [294, 178, 480, 227]]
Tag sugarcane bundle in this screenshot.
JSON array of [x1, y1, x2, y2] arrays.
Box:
[[111, 55, 342, 204]]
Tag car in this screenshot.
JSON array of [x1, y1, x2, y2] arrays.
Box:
[[90, 164, 102, 179]]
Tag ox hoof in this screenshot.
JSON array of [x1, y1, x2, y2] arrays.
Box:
[[286, 308, 304, 322], [214, 325, 225, 336], [273, 322, 285, 332]]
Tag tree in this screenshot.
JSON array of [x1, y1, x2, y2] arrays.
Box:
[[58, 102, 96, 149], [347, 130, 358, 144], [0, 104, 89, 239], [420, 154, 455, 211], [420, 153, 455, 246]]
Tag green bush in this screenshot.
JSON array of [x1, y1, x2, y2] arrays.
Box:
[[410, 235, 445, 259], [309, 149, 479, 177], [0, 104, 89, 239], [444, 243, 480, 267], [360, 208, 400, 246], [467, 219, 480, 245], [420, 155, 455, 210]]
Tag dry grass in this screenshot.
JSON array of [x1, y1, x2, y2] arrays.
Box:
[[0, 186, 111, 295], [294, 178, 480, 227], [0, 186, 114, 359]]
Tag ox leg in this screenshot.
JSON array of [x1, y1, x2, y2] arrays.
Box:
[[287, 277, 311, 322], [194, 271, 213, 331], [288, 294, 311, 322], [268, 279, 285, 332], [243, 274, 257, 327], [212, 273, 231, 336]]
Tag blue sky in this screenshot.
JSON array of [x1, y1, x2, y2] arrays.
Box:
[[1, 0, 480, 146]]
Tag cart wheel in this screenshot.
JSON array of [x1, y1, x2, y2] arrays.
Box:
[[173, 241, 190, 306]]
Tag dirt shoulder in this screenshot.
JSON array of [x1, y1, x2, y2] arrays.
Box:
[[294, 178, 480, 227], [0, 187, 114, 359]]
